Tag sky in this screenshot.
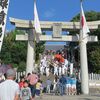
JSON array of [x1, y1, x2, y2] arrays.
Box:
[[6, 0, 100, 31], [6, 0, 100, 44]]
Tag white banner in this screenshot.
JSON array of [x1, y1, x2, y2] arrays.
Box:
[[34, 0, 42, 43], [0, 0, 10, 52]]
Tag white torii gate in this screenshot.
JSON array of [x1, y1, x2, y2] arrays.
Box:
[[9, 0, 99, 95], [0, 0, 99, 95], [10, 17, 99, 95]]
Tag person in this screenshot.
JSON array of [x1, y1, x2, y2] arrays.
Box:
[[19, 76, 25, 89], [70, 76, 77, 95], [66, 74, 71, 95], [46, 67, 49, 76], [35, 80, 42, 96], [27, 71, 38, 99], [46, 78, 52, 93], [53, 75, 58, 92], [20, 80, 32, 100], [0, 69, 20, 100], [54, 61, 58, 75], [58, 66, 62, 76], [54, 77, 60, 95], [59, 74, 66, 96]]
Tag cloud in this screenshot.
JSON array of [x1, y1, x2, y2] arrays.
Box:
[[43, 8, 56, 18]]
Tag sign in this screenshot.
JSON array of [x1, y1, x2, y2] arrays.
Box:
[[0, 0, 9, 51]]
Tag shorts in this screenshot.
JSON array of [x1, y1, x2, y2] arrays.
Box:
[[71, 84, 76, 89], [66, 84, 71, 88], [36, 89, 40, 96]]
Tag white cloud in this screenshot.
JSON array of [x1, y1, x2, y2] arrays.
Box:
[[43, 8, 56, 18]]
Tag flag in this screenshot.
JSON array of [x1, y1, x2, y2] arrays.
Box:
[[80, 1, 90, 41], [34, 0, 42, 34]]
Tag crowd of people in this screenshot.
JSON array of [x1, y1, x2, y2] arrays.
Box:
[[0, 68, 43, 100], [0, 49, 81, 100], [39, 50, 79, 77], [39, 50, 81, 95]]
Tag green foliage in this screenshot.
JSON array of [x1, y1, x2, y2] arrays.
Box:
[[71, 11, 100, 73], [35, 33, 45, 63], [71, 11, 100, 21], [35, 41, 45, 63], [88, 47, 100, 73], [0, 29, 45, 71], [0, 29, 27, 71]]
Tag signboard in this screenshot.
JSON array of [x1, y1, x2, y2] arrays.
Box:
[[0, 0, 9, 51]]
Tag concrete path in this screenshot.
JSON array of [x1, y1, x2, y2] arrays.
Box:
[[35, 94, 100, 100]]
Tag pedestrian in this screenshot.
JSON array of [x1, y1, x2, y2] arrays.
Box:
[[0, 69, 20, 100], [20, 80, 32, 100], [59, 74, 66, 96], [66, 74, 71, 95], [27, 71, 38, 99], [35, 80, 42, 96], [19, 76, 25, 89], [46, 78, 52, 93], [70, 76, 77, 95]]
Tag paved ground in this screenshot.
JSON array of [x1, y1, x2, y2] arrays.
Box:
[[35, 94, 100, 100]]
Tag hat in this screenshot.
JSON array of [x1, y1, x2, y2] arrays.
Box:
[[6, 69, 16, 77]]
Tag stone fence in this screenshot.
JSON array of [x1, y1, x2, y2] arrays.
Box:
[[89, 73, 100, 81], [16, 72, 100, 81]]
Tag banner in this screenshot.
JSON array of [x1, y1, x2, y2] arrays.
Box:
[[34, 0, 42, 43], [0, 0, 10, 51], [80, 1, 90, 43]]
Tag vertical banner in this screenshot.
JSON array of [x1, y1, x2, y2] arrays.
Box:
[[80, 0, 90, 43], [0, 0, 10, 52], [34, 0, 42, 43]]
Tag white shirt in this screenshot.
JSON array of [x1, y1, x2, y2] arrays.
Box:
[[0, 79, 20, 100]]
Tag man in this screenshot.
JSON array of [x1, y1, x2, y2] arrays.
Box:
[[46, 79, 52, 93], [59, 74, 66, 96], [0, 69, 20, 100], [27, 71, 38, 98]]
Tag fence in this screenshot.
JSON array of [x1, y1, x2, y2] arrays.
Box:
[[16, 71, 100, 81], [89, 73, 100, 81], [16, 71, 26, 81]]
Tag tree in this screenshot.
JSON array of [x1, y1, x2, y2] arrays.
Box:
[[0, 29, 45, 71], [0, 29, 27, 71]]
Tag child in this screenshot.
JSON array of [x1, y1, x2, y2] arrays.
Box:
[[71, 76, 77, 95], [36, 80, 42, 96], [20, 80, 32, 100], [19, 76, 25, 89]]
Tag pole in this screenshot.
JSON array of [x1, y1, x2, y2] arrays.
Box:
[[80, 41, 89, 94], [26, 29, 35, 74], [79, 0, 89, 94]]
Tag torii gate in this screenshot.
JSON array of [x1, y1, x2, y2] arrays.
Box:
[[9, 0, 99, 95], [10, 17, 99, 94]]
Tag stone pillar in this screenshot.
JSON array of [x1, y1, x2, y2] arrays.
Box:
[[80, 41, 89, 94], [26, 29, 35, 74]]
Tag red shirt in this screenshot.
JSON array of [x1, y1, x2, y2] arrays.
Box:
[[19, 81, 24, 88]]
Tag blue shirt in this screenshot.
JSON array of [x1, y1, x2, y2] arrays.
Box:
[[59, 76, 66, 85], [66, 77, 71, 84], [71, 78, 77, 85]]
